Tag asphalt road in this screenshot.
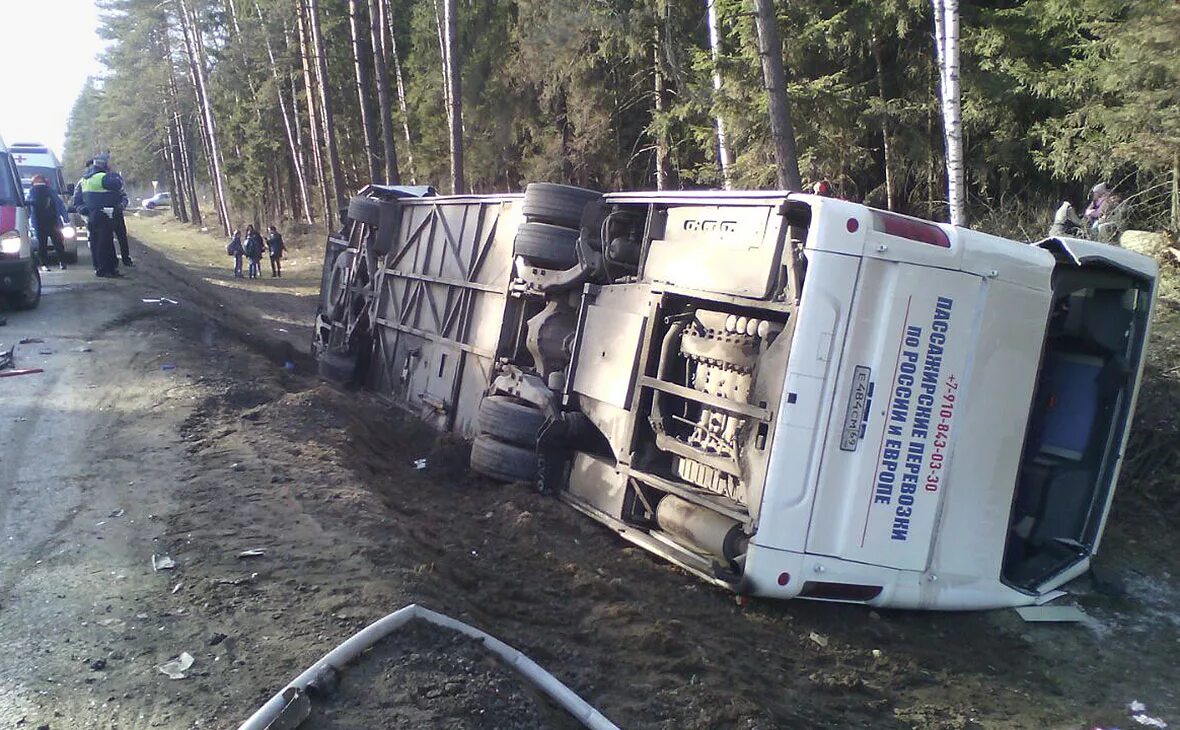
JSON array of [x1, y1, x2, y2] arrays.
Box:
[[0, 253, 206, 727]]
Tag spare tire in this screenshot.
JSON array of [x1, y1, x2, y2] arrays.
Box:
[[478, 395, 545, 446], [470, 434, 537, 483], [522, 183, 601, 229], [348, 196, 381, 226], [513, 222, 579, 270]]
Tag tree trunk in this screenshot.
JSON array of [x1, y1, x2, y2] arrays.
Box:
[[253, 0, 315, 223], [932, 0, 966, 226], [705, 0, 732, 188], [296, 0, 331, 229], [349, 0, 381, 183], [160, 19, 197, 225], [433, 0, 453, 134], [442, 0, 464, 193], [369, 0, 400, 184], [176, 0, 232, 233], [750, 0, 802, 191], [874, 40, 896, 211], [163, 119, 188, 224], [308, 0, 347, 215], [1171, 150, 1179, 232], [384, 0, 417, 184], [653, 36, 669, 190]]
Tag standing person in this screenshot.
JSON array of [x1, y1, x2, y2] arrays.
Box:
[[73, 154, 124, 278], [27, 175, 69, 271], [113, 189, 133, 267], [226, 229, 244, 277], [244, 225, 264, 279], [266, 225, 285, 278]]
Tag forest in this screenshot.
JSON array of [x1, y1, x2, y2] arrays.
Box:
[[64, 0, 1180, 238]]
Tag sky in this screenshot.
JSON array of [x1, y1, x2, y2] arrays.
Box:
[[0, 0, 105, 157]]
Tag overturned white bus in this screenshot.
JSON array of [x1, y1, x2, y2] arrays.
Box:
[[314, 185, 1156, 610]]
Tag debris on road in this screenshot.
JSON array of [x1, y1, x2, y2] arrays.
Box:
[[0, 368, 44, 378], [18, 337, 44, 344], [413, 458, 428, 470], [161, 363, 176, 371], [89, 658, 107, 671], [211, 572, 258, 586], [109, 508, 125, 518], [142, 297, 180, 305], [157, 652, 194, 680], [808, 632, 829, 648], [209, 632, 228, 646], [0, 345, 13, 369], [1014, 605, 1091, 623], [171, 582, 183, 594], [151, 555, 177, 571], [238, 548, 267, 559]]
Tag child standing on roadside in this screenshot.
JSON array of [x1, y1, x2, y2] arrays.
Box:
[[244, 225, 264, 279], [266, 225, 285, 278], [226, 230, 244, 278]]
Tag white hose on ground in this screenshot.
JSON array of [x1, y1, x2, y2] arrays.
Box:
[[237, 603, 620, 730]]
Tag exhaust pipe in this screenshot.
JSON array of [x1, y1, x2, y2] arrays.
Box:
[[655, 495, 748, 562]]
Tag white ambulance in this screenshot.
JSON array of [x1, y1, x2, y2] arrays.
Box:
[[318, 187, 1157, 610], [11, 142, 80, 263]]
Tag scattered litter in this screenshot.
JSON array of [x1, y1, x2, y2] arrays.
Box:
[[0, 368, 44, 378], [157, 652, 194, 680], [282, 360, 295, 371], [238, 549, 267, 559], [808, 632, 829, 648], [277, 328, 289, 333], [96, 618, 125, 630], [162, 297, 179, 305], [871, 649, 883, 659], [209, 632, 227, 646], [18, 337, 43, 344], [142, 298, 160, 304], [1014, 605, 1090, 623], [37, 349, 54, 356], [76, 346, 93, 353], [161, 363, 176, 371], [152, 555, 177, 571], [109, 508, 125, 518], [89, 658, 107, 671], [95, 521, 106, 527], [1130, 700, 1168, 728], [413, 458, 428, 470], [211, 572, 258, 586], [171, 582, 183, 594], [142, 297, 180, 305], [0, 346, 12, 369]]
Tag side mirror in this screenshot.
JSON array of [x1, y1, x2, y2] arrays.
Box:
[[65, 183, 75, 195]]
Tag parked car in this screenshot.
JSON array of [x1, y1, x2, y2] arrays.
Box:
[[0, 136, 41, 310], [11, 142, 80, 264], [315, 184, 1157, 611], [141, 192, 171, 210]]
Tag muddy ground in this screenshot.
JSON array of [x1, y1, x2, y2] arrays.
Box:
[[0, 217, 1177, 729]]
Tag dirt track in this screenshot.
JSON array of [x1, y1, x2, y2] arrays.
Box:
[[0, 219, 1177, 729]]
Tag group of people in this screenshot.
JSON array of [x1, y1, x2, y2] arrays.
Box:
[[72, 153, 134, 277], [227, 225, 285, 279], [1050, 181, 1124, 241]]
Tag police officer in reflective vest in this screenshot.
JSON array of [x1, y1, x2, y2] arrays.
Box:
[[73, 153, 124, 278]]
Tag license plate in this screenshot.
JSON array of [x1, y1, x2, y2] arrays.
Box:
[[839, 365, 873, 451]]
